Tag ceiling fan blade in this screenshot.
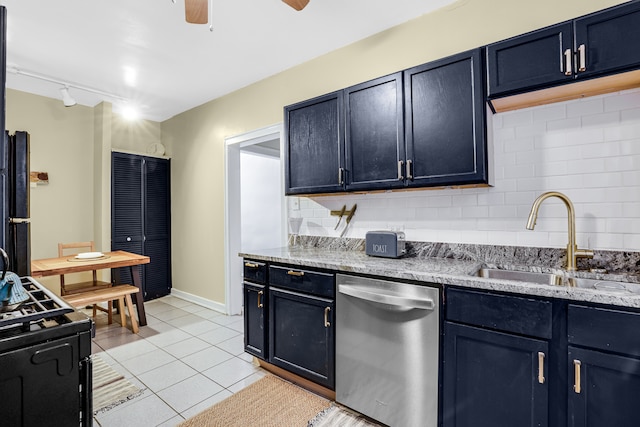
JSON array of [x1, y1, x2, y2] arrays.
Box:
[[185, 0, 208, 24], [282, 0, 310, 11]]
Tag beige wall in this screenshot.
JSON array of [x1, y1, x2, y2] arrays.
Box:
[[5, 89, 162, 293], [162, 0, 627, 305]]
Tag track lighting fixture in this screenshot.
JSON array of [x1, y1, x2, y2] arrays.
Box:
[[59, 86, 77, 107]]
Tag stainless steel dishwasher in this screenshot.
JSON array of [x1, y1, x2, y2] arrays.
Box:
[[336, 274, 440, 427]]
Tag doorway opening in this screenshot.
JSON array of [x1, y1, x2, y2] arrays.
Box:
[[224, 124, 286, 315]]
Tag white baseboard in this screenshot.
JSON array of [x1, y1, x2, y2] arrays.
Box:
[[170, 288, 227, 314]]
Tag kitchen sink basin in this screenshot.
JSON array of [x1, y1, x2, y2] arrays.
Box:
[[567, 277, 640, 294], [478, 268, 562, 285]]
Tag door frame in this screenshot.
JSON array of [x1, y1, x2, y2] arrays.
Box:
[[224, 123, 286, 315]]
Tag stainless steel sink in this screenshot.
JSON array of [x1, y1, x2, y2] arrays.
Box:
[[567, 277, 640, 294], [478, 268, 562, 285]]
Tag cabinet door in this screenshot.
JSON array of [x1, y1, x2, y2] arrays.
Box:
[[269, 287, 334, 389], [405, 49, 488, 188], [443, 322, 548, 427], [244, 282, 267, 359], [574, 1, 640, 79], [284, 91, 344, 195], [344, 72, 405, 191], [568, 346, 640, 427], [487, 22, 573, 98]]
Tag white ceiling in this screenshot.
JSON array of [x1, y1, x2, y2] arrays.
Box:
[[2, 0, 454, 122]]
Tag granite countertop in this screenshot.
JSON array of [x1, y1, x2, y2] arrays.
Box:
[[240, 245, 640, 309]]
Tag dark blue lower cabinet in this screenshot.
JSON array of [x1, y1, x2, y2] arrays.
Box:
[[442, 321, 549, 427], [269, 287, 335, 389], [568, 346, 640, 427], [243, 282, 267, 359]]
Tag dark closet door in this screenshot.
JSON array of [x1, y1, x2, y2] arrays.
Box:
[[144, 157, 171, 299], [111, 152, 171, 300]]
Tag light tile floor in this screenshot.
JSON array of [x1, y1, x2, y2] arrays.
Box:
[[91, 295, 267, 427]]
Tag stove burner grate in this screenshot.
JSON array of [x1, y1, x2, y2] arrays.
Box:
[[0, 276, 74, 329]]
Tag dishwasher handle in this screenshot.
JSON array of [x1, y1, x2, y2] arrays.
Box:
[[338, 284, 435, 310]]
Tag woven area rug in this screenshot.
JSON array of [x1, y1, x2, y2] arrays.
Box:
[[92, 354, 145, 415], [179, 374, 331, 427], [308, 405, 383, 427]]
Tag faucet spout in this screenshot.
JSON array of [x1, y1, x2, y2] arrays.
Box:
[[526, 191, 593, 271]]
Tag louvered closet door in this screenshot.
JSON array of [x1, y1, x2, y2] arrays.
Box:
[[111, 152, 172, 300], [144, 157, 171, 299], [111, 153, 145, 290]]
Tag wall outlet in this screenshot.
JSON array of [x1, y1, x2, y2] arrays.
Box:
[[291, 197, 300, 211]]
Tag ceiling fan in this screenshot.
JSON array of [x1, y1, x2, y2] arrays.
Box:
[[183, 0, 309, 24]]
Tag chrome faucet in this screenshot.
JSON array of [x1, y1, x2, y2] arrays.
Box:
[[526, 191, 593, 271]]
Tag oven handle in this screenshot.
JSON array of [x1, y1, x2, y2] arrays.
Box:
[[338, 284, 435, 310]]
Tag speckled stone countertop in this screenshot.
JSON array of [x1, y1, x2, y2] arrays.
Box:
[[240, 237, 640, 309]]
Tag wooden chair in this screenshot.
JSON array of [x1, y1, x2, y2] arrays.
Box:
[[58, 241, 114, 322]]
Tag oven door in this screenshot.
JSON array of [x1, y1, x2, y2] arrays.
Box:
[[0, 335, 85, 426]]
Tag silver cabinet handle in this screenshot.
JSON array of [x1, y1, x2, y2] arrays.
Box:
[[578, 44, 586, 72], [324, 307, 331, 327], [564, 48, 573, 76], [339, 284, 434, 310], [406, 160, 413, 180], [397, 160, 404, 181], [573, 360, 582, 393], [338, 167, 344, 185], [538, 352, 545, 384]]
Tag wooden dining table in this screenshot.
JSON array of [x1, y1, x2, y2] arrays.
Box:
[[31, 250, 150, 326]]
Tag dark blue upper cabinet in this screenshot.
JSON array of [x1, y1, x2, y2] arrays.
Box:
[[405, 48, 488, 188], [487, 22, 574, 98], [284, 91, 345, 195], [344, 72, 405, 192], [574, 1, 640, 79], [488, 1, 640, 102]]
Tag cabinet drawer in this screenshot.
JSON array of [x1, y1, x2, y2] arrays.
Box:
[[243, 260, 267, 284], [446, 287, 552, 339], [568, 304, 640, 357], [269, 265, 334, 298]]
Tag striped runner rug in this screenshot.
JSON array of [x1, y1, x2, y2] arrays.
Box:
[[92, 354, 145, 414], [308, 405, 383, 427]]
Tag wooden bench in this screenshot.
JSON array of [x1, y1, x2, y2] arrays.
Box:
[[63, 285, 140, 333]]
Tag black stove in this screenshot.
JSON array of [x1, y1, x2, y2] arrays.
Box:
[[0, 276, 93, 427], [0, 275, 74, 331]]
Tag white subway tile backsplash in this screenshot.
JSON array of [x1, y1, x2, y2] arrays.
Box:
[[546, 117, 582, 132], [488, 205, 518, 218], [623, 234, 640, 251], [582, 172, 622, 188], [604, 91, 640, 112], [501, 109, 533, 128], [290, 90, 640, 252], [581, 112, 620, 129], [462, 206, 489, 218], [533, 104, 566, 123], [567, 98, 604, 118]]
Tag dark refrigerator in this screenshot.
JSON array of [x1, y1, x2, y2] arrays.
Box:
[[0, 5, 30, 276], [0, 130, 30, 276]]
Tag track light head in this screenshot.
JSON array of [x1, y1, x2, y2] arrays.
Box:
[[59, 86, 77, 107]]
